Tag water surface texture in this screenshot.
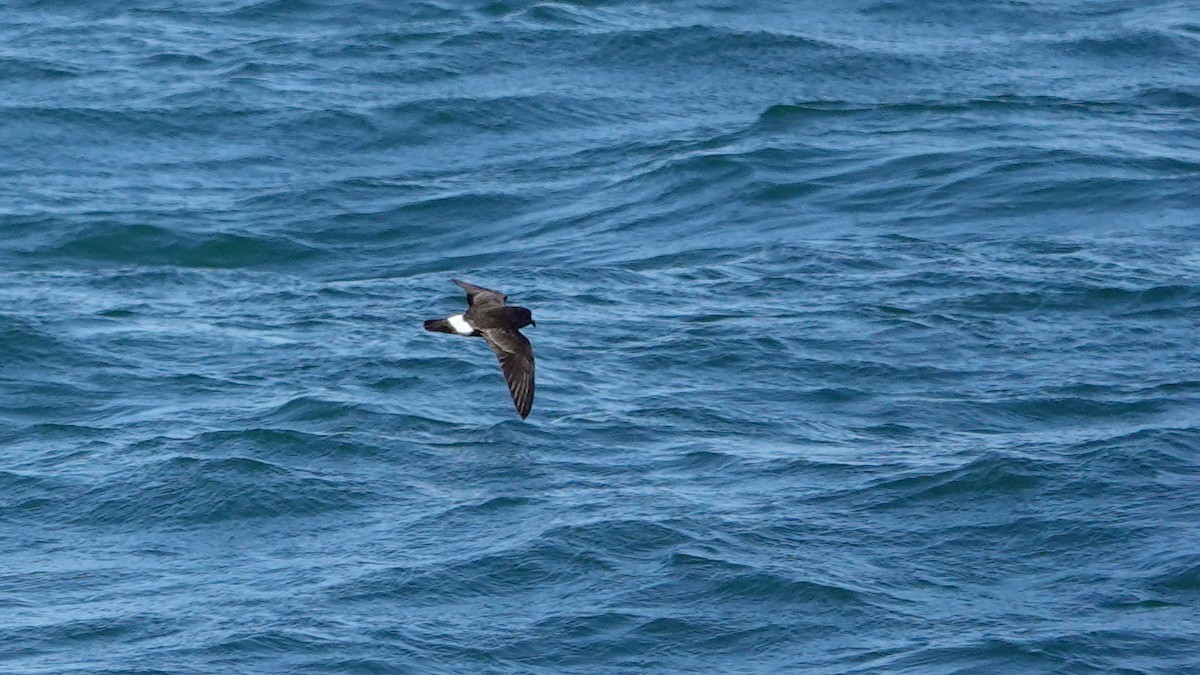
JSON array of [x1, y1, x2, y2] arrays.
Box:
[[3, 0, 1200, 672]]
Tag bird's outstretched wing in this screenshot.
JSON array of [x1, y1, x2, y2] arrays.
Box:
[[481, 327, 534, 419], [453, 279, 507, 309]]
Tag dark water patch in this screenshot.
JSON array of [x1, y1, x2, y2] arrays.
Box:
[[441, 495, 536, 518], [1139, 380, 1200, 396], [4, 105, 267, 147], [484, 0, 643, 24], [272, 108, 381, 152], [534, 605, 877, 673], [1148, 553, 1200, 593], [949, 283, 1200, 314], [394, 494, 545, 547], [756, 94, 1136, 127], [0, 421, 110, 457], [516, 2, 618, 30], [0, 315, 75, 363], [664, 551, 868, 608], [305, 191, 536, 249], [185, 428, 384, 461], [259, 396, 370, 424], [748, 179, 823, 203], [998, 395, 1171, 422], [598, 23, 838, 61], [388, 93, 629, 135], [0, 55, 80, 80], [1132, 85, 1200, 108], [529, 610, 639, 643], [0, 470, 76, 519], [217, 0, 327, 21], [853, 422, 921, 439], [366, 374, 421, 392], [299, 658, 420, 675], [609, 150, 754, 207], [331, 538, 610, 604], [552, 518, 694, 558], [876, 637, 1054, 673], [662, 448, 743, 473], [5, 613, 178, 658], [139, 51, 214, 69], [711, 569, 863, 607], [1024, 629, 1200, 674], [40, 223, 319, 269], [1057, 28, 1197, 60], [866, 454, 1054, 509], [169, 626, 369, 675], [625, 401, 763, 434], [70, 455, 370, 527], [1065, 427, 1200, 486]]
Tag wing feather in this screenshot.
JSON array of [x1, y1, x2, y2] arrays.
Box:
[[481, 327, 535, 419], [453, 279, 507, 309]]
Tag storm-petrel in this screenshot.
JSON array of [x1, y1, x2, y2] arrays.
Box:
[[424, 279, 536, 419]]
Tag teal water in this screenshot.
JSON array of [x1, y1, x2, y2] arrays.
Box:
[[3, 1, 1200, 672]]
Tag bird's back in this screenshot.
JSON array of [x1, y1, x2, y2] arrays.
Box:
[[467, 305, 534, 330]]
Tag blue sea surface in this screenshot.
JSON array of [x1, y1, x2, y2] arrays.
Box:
[[3, 0, 1200, 672]]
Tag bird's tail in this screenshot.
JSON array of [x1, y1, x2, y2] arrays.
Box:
[[424, 318, 455, 334]]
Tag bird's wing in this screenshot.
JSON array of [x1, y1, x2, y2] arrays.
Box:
[[453, 279, 507, 309], [481, 327, 535, 419]]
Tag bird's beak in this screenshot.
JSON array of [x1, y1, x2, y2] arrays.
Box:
[[531, 320, 537, 327]]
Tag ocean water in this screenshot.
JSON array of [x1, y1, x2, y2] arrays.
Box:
[[2, 0, 1199, 672]]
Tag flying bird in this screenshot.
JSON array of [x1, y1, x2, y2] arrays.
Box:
[[423, 279, 536, 419]]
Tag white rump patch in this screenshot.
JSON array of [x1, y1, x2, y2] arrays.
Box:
[[447, 314, 474, 335]]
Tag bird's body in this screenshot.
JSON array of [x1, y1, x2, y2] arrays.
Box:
[[424, 279, 536, 419]]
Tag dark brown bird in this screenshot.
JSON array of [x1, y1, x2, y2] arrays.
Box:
[[423, 279, 536, 419]]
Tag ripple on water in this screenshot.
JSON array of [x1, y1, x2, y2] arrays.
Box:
[[3, 0, 1200, 672]]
